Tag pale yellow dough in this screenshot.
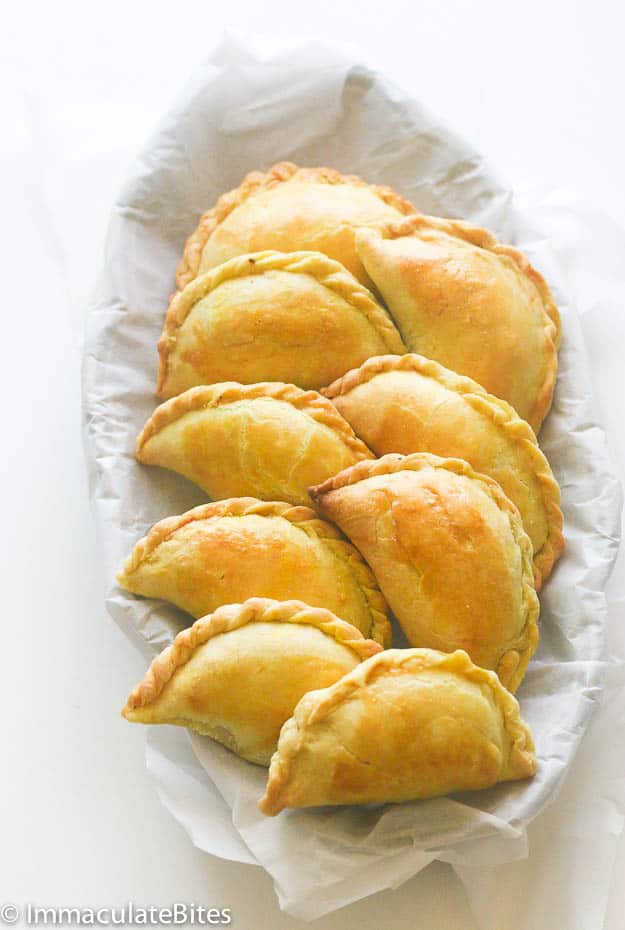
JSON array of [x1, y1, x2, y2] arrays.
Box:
[[176, 161, 417, 292], [355, 216, 561, 432], [123, 598, 382, 765], [117, 498, 392, 646], [311, 452, 539, 691], [323, 354, 564, 588], [259, 648, 537, 815], [136, 382, 373, 510], [157, 250, 405, 398]]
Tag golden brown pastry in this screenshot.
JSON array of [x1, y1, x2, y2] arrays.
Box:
[[259, 648, 536, 815], [355, 216, 561, 431], [176, 162, 416, 292], [157, 250, 406, 398], [117, 498, 391, 646], [311, 453, 539, 691], [323, 354, 563, 588], [122, 598, 383, 766], [137, 382, 373, 509]]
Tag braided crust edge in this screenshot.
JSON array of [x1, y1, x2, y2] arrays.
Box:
[[259, 647, 536, 816], [175, 161, 417, 291], [310, 451, 539, 691], [375, 214, 561, 432], [157, 249, 407, 396], [122, 597, 383, 714], [116, 497, 391, 647], [136, 381, 373, 462], [322, 353, 564, 589]]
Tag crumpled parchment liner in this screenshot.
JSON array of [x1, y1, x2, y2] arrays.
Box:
[[83, 35, 623, 924]]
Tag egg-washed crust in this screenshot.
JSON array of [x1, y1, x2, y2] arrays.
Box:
[[175, 162, 417, 292], [117, 497, 391, 647], [310, 451, 539, 692], [122, 597, 383, 715], [322, 353, 564, 589], [259, 647, 536, 816], [157, 249, 407, 397], [136, 381, 373, 462], [377, 214, 561, 431]]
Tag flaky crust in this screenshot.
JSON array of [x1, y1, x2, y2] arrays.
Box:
[[322, 354, 564, 588], [123, 597, 383, 715], [368, 214, 561, 431], [259, 647, 536, 816], [117, 497, 391, 647], [311, 451, 539, 691], [176, 162, 416, 291], [136, 381, 372, 462], [158, 249, 406, 397]]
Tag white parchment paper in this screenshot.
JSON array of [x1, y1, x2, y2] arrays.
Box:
[[82, 36, 623, 923]]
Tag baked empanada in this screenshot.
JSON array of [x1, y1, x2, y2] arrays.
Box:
[[122, 598, 382, 765], [157, 250, 406, 398], [311, 453, 539, 691], [323, 354, 563, 588], [355, 217, 561, 431], [176, 162, 416, 292], [259, 648, 536, 815], [117, 498, 391, 646], [137, 382, 373, 509]]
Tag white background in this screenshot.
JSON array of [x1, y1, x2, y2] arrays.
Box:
[[1, 1, 624, 928]]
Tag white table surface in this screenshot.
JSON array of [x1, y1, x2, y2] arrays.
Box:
[[2, 2, 624, 927]]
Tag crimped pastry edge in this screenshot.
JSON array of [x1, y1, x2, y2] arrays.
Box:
[[259, 647, 537, 816], [310, 450, 539, 692], [364, 214, 561, 432], [116, 497, 392, 648], [136, 381, 373, 462], [157, 249, 407, 397], [122, 597, 383, 715], [175, 161, 417, 292], [322, 353, 564, 589]]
